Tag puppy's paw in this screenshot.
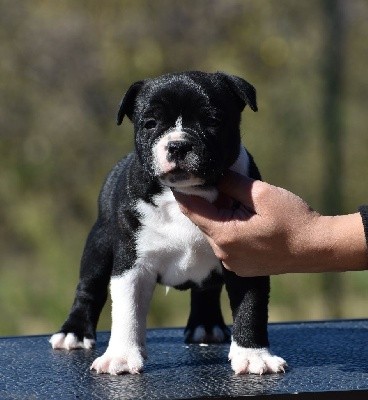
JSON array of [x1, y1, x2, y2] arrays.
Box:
[[185, 324, 231, 344], [91, 347, 145, 375], [50, 332, 95, 350], [229, 341, 287, 375]]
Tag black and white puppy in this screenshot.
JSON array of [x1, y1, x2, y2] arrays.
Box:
[[50, 71, 287, 375]]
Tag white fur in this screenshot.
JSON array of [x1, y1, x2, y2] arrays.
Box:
[[135, 189, 222, 287], [153, 131, 182, 176], [228, 340, 287, 375], [91, 269, 155, 374], [49, 332, 95, 350], [175, 115, 183, 131], [153, 116, 187, 177]]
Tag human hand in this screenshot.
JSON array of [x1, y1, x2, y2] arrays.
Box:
[[173, 172, 367, 276]]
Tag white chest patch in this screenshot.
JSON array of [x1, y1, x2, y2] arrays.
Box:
[[134, 189, 221, 287]]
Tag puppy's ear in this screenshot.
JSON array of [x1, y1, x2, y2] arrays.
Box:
[[218, 73, 258, 112], [117, 80, 144, 125]]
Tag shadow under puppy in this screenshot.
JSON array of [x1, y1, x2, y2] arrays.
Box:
[[50, 71, 287, 375]]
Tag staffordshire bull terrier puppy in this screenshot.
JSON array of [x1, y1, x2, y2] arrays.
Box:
[[50, 71, 287, 375]]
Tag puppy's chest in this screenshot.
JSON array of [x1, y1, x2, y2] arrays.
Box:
[[134, 189, 221, 287]]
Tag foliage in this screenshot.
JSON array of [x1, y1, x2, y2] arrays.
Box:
[[1, 0, 368, 335]]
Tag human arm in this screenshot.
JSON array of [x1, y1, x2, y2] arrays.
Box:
[[173, 172, 368, 276]]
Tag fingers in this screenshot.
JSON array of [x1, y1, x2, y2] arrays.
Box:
[[172, 170, 267, 239]]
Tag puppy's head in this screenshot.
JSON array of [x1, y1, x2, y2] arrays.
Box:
[[117, 71, 257, 197]]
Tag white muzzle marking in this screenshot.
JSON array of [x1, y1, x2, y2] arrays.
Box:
[[152, 116, 204, 188]]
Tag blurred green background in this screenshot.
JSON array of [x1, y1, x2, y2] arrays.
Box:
[[1, 0, 368, 336]]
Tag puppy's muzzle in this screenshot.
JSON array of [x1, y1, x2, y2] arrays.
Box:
[[153, 133, 204, 188]]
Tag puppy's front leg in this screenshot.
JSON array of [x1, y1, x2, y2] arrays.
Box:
[[91, 268, 155, 375], [223, 269, 287, 374]]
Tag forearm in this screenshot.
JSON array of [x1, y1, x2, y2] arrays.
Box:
[[299, 212, 368, 273]]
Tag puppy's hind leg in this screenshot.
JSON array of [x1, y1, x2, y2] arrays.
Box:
[[184, 285, 231, 344], [50, 221, 112, 350]]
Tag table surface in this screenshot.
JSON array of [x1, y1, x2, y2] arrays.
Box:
[[1, 320, 368, 400]]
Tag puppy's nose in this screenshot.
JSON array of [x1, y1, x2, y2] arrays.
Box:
[[167, 140, 192, 161]]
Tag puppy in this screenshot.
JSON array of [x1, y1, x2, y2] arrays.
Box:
[[50, 71, 287, 375]]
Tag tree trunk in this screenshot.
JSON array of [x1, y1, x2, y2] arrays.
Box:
[[320, 0, 346, 318]]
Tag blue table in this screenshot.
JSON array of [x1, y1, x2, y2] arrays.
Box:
[[1, 320, 368, 399]]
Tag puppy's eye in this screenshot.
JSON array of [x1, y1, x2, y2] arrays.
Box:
[[144, 119, 157, 130]]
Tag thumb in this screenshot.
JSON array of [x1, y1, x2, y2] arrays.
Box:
[[172, 191, 222, 236]]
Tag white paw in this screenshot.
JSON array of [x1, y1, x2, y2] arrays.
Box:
[[49, 332, 95, 350], [90, 347, 146, 375], [229, 341, 287, 375]]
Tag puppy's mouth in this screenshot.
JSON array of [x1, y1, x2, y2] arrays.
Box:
[[159, 168, 205, 188], [159, 168, 218, 202]]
